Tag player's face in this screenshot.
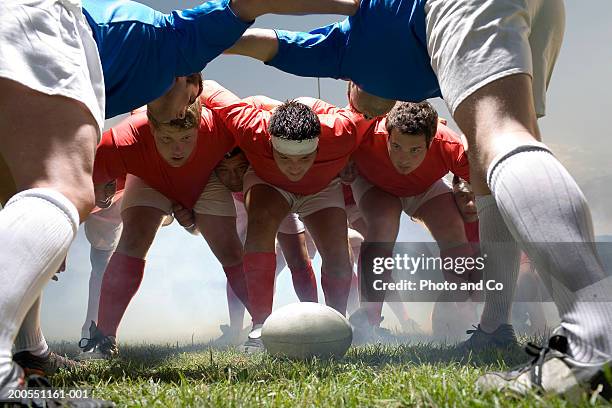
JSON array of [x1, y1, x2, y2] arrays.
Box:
[[347, 82, 395, 120], [387, 129, 428, 174], [148, 77, 200, 123], [215, 152, 249, 192], [453, 190, 478, 222], [152, 128, 198, 167], [272, 149, 317, 182]]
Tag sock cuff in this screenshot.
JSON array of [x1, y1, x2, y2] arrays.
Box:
[[6, 188, 79, 233], [111, 252, 146, 268], [244, 252, 276, 267], [486, 143, 553, 189]]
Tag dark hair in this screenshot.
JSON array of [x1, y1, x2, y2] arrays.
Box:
[[452, 175, 473, 193], [268, 100, 320, 141], [385, 101, 438, 147], [224, 146, 242, 159]]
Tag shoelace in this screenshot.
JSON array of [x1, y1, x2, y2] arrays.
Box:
[[465, 324, 482, 336], [523, 335, 568, 388]]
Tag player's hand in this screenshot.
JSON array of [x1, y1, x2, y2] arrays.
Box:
[[339, 160, 358, 184], [94, 180, 117, 209], [51, 258, 67, 281], [172, 203, 199, 235]]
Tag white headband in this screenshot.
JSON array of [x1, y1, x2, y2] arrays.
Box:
[[270, 135, 319, 155]]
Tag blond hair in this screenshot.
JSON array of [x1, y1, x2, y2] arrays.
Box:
[[147, 97, 202, 132]]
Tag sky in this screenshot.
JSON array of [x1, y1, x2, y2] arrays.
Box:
[[40, 0, 612, 344]]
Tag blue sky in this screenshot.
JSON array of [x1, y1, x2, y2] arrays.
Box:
[[40, 0, 612, 343]]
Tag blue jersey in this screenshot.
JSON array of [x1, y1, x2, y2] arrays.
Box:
[[82, 0, 251, 118], [267, 0, 440, 102]]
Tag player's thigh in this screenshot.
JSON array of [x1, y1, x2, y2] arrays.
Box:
[[0, 153, 16, 205], [413, 192, 467, 246], [196, 213, 243, 266], [303, 207, 350, 265], [359, 186, 402, 242], [117, 206, 165, 258], [0, 79, 98, 218], [245, 183, 291, 243]]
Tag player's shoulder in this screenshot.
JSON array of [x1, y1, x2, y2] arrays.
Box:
[[111, 112, 150, 144], [432, 124, 463, 147], [83, 0, 164, 27]]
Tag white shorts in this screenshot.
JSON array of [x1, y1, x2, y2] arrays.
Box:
[[425, 0, 565, 117], [351, 176, 452, 217], [243, 167, 345, 218], [0, 0, 105, 132], [122, 173, 235, 222], [85, 196, 123, 251]]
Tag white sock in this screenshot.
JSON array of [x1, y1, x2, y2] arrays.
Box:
[[476, 195, 521, 333], [489, 145, 612, 362], [0, 188, 78, 383], [81, 247, 113, 338], [14, 296, 49, 357]]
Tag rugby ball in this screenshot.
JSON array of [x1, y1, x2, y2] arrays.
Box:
[[262, 302, 353, 359]]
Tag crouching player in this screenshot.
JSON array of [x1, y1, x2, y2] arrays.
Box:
[[78, 100, 248, 359], [311, 101, 479, 341], [202, 81, 366, 352], [218, 188, 319, 345]]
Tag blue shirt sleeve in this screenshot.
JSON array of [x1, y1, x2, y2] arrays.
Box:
[[266, 22, 349, 79], [83, 0, 251, 118]]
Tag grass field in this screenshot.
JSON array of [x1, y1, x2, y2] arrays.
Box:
[[47, 337, 611, 407]]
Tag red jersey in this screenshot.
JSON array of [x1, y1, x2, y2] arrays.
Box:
[[352, 120, 469, 197], [205, 84, 365, 195], [93, 110, 235, 209], [343, 184, 356, 206]]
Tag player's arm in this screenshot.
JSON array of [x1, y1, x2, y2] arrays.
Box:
[[202, 80, 270, 139], [93, 129, 128, 208], [226, 25, 347, 79], [243, 95, 283, 110], [294, 97, 341, 115]]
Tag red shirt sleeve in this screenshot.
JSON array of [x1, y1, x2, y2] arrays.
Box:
[[206, 84, 271, 143], [93, 129, 128, 184], [439, 125, 471, 182]]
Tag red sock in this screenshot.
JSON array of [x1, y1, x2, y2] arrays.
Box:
[[226, 282, 246, 329], [223, 263, 250, 314], [289, 261, 318, 302], [97, 253, 145, 336], [321, 268, 351, 316], [244, 252, 276, 324]]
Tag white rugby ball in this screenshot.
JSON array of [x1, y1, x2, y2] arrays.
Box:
[[262, 302, 353, 359]]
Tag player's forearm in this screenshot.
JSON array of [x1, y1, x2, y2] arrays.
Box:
[[244, 95, 283, 110], [225, 28, 279, 62]]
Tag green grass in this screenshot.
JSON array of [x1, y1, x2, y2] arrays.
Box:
[[49, 339, 610, 407]]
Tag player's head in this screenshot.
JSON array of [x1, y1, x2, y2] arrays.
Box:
[[147, 98, 201, 167], [268, 100, 321, 182], [452, 175, 478, 223], [385, 101, 438, 175], [147, 72, 203, 123], [215, 147, 249, 192], [347, 81, 396, 120]]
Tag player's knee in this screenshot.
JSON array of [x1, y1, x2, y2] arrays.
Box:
[[215, 245, 243, 267]]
